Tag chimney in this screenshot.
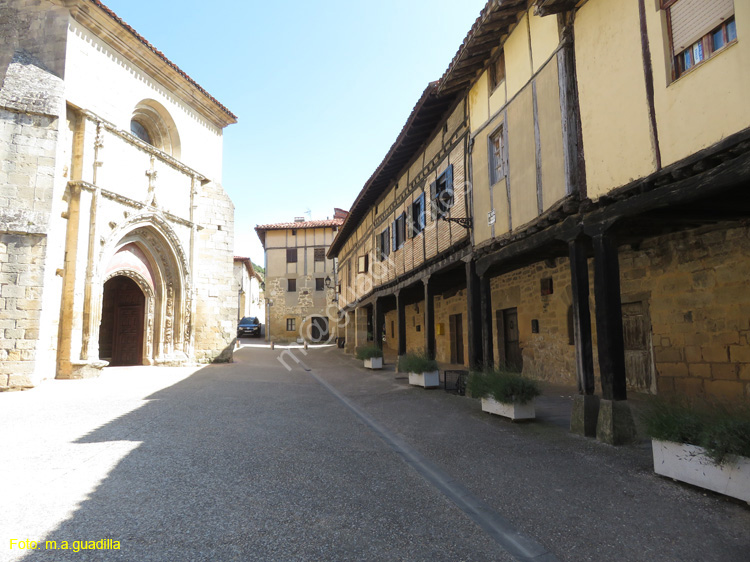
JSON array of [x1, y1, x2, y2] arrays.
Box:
[[333, 208, 349, 220], [294, 217, 305, 222]]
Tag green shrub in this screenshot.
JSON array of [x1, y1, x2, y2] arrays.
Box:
[[398, 352, 437, 373], [355, 344, 383, 360], [467, 369, 541, 405], [640, 397, 750, 465]]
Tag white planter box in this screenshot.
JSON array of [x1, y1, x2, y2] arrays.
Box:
[[481, 396, 535, 420], [408, 370, 439, 388], [364, 357, 383, 369], [652, 440, 750, 503]]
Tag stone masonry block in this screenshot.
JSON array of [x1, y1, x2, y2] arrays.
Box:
[[729, 345, 750, 363], [4, 328, 24, 339], [654, 347, 683, 363], [673, 377, 705, 396], [1, 284, 26, 298], [688, 363, 711, 379], [684, 345, 702, 363], [711, 363, 738, 381], [704, 380, 744, 401], [701, 346, 729, 363], [739, 365, 750, 381], [658, 362, 689, 378]]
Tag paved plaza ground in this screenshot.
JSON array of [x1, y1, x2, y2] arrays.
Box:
[[2, 344, 749, 561]]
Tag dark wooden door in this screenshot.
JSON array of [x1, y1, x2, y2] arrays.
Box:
[[500, 308, 522, 372], [108, 276, 145, 366], [449, 313, 464, 365], [622, 301, 654, 393]]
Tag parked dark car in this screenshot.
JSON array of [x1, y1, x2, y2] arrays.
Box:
[[237, 316, 261, 338]]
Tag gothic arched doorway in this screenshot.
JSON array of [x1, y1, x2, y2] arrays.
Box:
[[100, 276, 146, 366]]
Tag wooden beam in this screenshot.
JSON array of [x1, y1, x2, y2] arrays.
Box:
[[424, 279, 436, 360], [569, 237, 595, 395], [592, 232, 627, 401]]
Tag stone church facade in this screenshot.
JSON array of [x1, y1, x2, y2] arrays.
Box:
[[0, 0, 238, 389]]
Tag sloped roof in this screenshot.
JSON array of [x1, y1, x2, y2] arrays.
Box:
[[327, 83, 458, 257], [255, 218, 345, 248], [82, 0, 237, 123]]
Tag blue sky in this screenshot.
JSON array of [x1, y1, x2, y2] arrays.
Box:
[[102, 0, 488, 264]]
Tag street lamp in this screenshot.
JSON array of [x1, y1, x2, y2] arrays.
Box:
[[324, 276, 331, 288]]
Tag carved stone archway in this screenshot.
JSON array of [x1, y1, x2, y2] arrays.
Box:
[[96, 216, 191, 365]]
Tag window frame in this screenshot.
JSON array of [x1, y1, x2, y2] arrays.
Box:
[[287, 278, 296, 292], [357, 254, 369, 273], [286, 248, 298, 263], [430, 164, 455, 220], [377, 226, 391, 262], [314, 248, 326, 262], [488, 125, 505, 186], [286, 318, 296, 331], [409, 193, 426, 238], [489, 50, 506, 92], [392, 213, 406, 252], [315, 278, 325, 291], [663, 1, 737, 81]]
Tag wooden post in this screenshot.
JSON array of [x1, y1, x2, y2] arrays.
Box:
[[397, 291, 407, 356], [480, 273, 494, 369], [569, 237, 595, 395], [373, 298, 383, 350], [424, 278, 435, 360], [466, 260, 483, 369], [593, 231, 627, 401]]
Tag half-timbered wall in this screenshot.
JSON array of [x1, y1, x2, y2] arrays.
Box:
[[576, 0, 750, 199], [469, 8, 567, 247], [338, 100, 470, 309]]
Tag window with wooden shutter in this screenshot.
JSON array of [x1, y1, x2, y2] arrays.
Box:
[[287, 278, 296, 292], [489, 126, 504, 185], [663, 0, 736, 79], [315, 278, 325, 291], [358, 254, 368, 273], [286, 248, 298, 263], [490, 50, 505, 91], [378, 227, 390, 261], [314, 248, 325, 262], [433, 165, 454, 220], [409, 193, 425, 237]]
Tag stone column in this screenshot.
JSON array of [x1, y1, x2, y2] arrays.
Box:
[[593, 230, 636, 445]]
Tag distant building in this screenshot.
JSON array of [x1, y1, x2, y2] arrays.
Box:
[[255, 209, 347, 343], [234, 256, 265, 324], [0, 0, 238, 389]]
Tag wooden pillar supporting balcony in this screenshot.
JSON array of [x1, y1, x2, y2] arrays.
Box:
[[480, 273, 494, 369], [568, 236, 599, 437], [466, 259, 483, 369], [423, 278, 435, 360], [396, 291, 407, 357], [592, 230, 636, 445]]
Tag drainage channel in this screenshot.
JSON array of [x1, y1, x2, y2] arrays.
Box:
[[305, 367, 560, 562]]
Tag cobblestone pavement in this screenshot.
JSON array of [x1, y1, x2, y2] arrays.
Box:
[[2, 345, 748, 562]]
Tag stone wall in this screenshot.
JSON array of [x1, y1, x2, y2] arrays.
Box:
[[619, 224, 750, 401], [193, 181, 236, 363], [486, 224, 750, 401], [0, 47, 65, 389], [490, 258, 577, 385]]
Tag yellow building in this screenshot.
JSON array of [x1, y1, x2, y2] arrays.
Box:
[[255, 210, 346, 343], [331, 0, 749, 443]]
